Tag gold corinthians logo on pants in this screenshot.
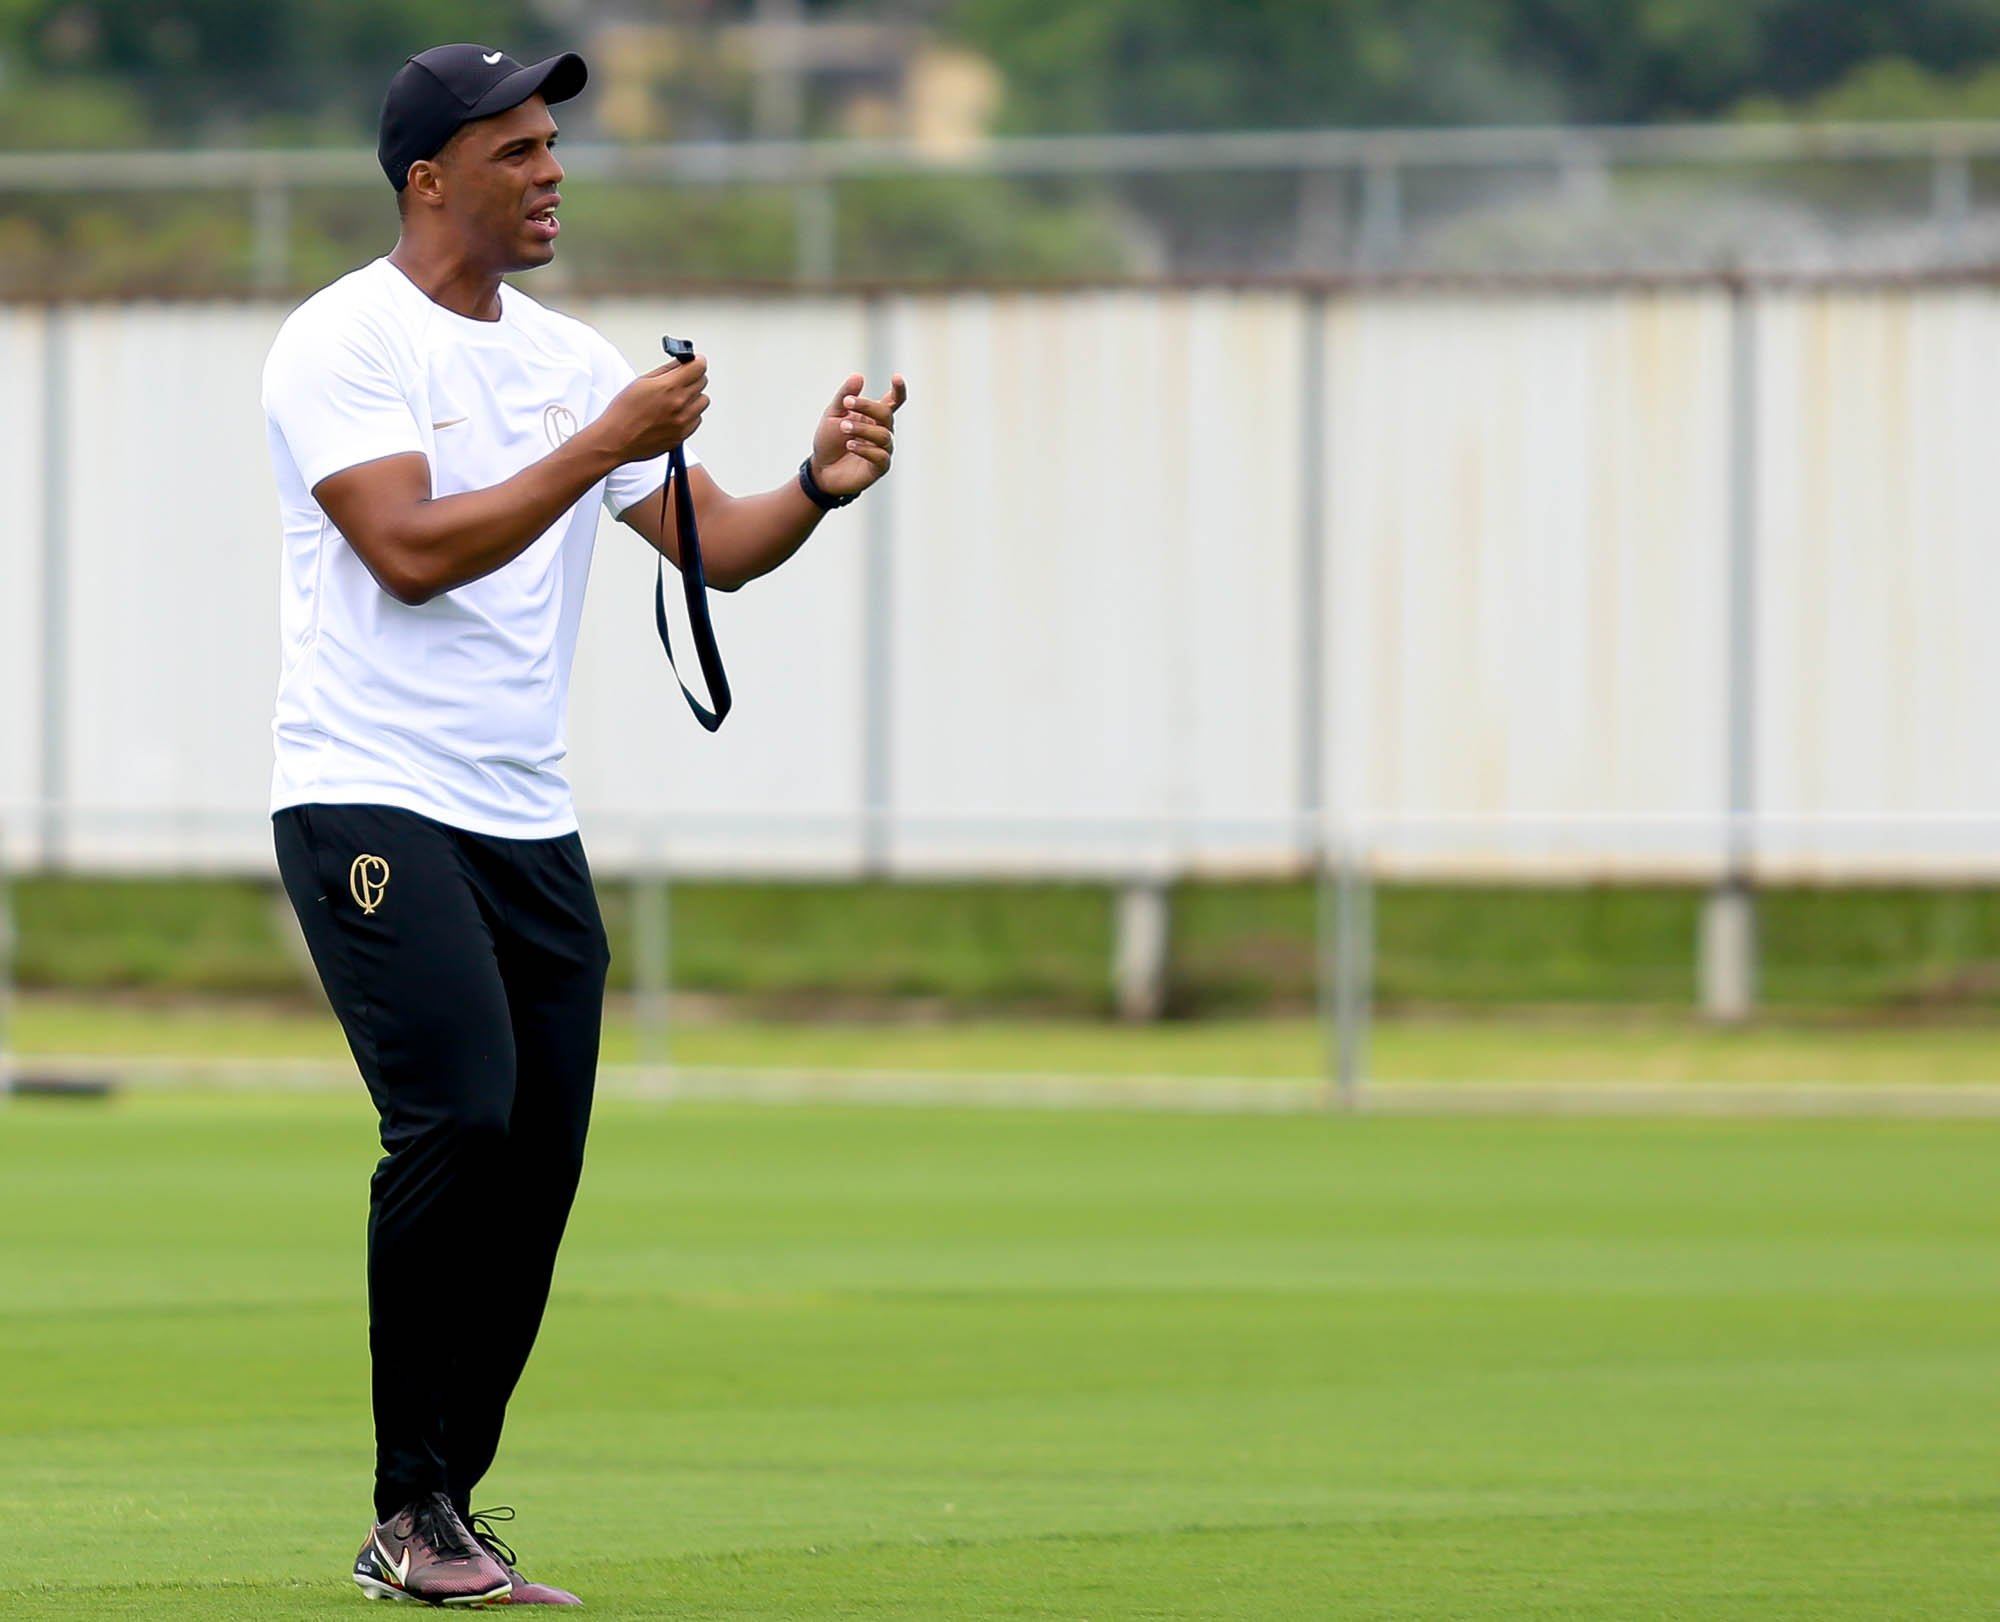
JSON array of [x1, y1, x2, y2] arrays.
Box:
[[349, 855, 391, 915]]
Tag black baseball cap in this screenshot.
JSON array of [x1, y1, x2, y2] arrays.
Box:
[[378, 43, 588, 191]]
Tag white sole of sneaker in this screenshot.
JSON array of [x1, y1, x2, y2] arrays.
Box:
[[355, 1571, 514, 1606]]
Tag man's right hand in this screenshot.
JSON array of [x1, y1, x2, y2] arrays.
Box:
[[595, 354, 709, 463]]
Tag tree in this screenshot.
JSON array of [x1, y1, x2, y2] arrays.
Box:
[[947, 0, 2000, 133], [2, 0, 560, 140], [1736, 55, 2000, 122], [1505, 0, 2000, 122], [949, 0, 1556, 132]]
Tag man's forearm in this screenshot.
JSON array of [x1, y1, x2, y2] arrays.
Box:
[[336, 428, 628, 604], [686, 481, 828, 592]]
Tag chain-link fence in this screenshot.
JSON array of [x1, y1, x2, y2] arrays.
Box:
[[7, 120, 2000, 296]]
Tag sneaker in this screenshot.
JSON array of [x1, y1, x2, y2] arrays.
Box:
[[352, 1491, 514, 1606], [468, 1507, 584, 1607]]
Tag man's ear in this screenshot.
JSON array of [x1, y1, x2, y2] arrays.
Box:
[[402, 158, 447, 210]]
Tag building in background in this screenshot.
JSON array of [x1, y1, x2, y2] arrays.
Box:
[[582, 0, 1000, 149]]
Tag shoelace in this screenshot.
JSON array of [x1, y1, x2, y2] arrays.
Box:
[[408, 1492, 483, 1563], [467, 1505, 519, 1570]]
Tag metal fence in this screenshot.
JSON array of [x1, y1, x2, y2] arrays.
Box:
[[9, 119, 2000, 292]]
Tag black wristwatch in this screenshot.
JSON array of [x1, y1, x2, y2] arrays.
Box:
[[798, 457, 858, 511]]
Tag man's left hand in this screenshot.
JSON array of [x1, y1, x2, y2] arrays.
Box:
[[809, 372, 908, 500]]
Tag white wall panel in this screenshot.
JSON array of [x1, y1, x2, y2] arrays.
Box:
[[0, 286, 1990, 879], [885, 290, 1305, 872], [1173, 293, 1309, 862], [566, 297, 872, 871], [0, 309, 45, 864], [59, 303, 286, 867], [1322, 293, 1734, 875], [1755, 290, 2000, 877]]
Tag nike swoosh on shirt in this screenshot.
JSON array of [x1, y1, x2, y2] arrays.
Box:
[[431, 417, 468, 430]]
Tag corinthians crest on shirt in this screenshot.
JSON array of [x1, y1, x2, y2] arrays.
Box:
[[543, 402, 579, 447]]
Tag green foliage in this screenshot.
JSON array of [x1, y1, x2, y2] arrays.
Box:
[[1736, 55, 2000, 121], [1, 0, 559, 138], [833, 176, 1129, 280], [10, 877, 302, 992], [14, 0, 2000, 154], [950, 0, 2000, 131], [516, 184, 806, 286], [602, 880, 1116, 1010], [938, 0, 2000, 269], [9, 2, 2000, 289], [1176, 881, 2000, 1015], [16, 876, 2000, 1018], [0, 70, 148, 148], [951, 0, 1555, 133], [0, 198, 267, 294], [254, 177, 1125, 292]]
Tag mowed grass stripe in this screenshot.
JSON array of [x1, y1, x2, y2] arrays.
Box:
[[11, 1504, 1997, 1622], [16, 994, 2000, 1086], [1, 1095, 1996, 1618]]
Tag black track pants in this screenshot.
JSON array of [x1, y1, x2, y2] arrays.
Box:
[[274, 803, 610, 1522]]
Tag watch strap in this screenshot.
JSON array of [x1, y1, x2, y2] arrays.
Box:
[[798, 457, 858, 510]]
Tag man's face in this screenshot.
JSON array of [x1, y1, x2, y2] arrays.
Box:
[[426, 96, 564, 273]]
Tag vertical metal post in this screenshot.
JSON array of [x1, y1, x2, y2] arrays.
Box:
[[751, 0, 806, 141], [1336, 851, 1373, 1111], [1726, 282, 1758, 883], [1705, 279, 1760, 1023], [0, 856, 15, 1098], [793, 180, 837, 285], [1701, 878, 1757, 1023], [1292, 170, 1347, 272], [1304, 288, 1359, 1111], [1356, 151, 1403, 269], [1559, 143, 1611, 212], [1931, 145, 1972, 261], [859, 294, 895, 873], [251, 167, 290, 292], [38, 308, 69, 869], [633, 871, 672, 1084], [1297, 291, 1328, 853], [1113, 878, 1172, 1022], [1315, 849, 1340, 1106], [1320, 841, 1373, 1112]]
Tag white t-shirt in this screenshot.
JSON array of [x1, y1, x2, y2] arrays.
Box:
[[261, 257, 695, 837]]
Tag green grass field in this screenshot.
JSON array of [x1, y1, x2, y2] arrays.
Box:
[[3, 1091, 1997, 1618]]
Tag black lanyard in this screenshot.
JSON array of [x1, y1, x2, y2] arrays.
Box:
[[653, 420, 731, 733]]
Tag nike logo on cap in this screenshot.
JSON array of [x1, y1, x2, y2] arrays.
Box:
[[483, 51, 503, 64]]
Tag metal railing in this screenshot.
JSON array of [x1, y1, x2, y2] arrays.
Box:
[[11, 118, 2000, 288]]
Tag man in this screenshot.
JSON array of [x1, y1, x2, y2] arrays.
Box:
[[261, 43, 905, 1607]]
